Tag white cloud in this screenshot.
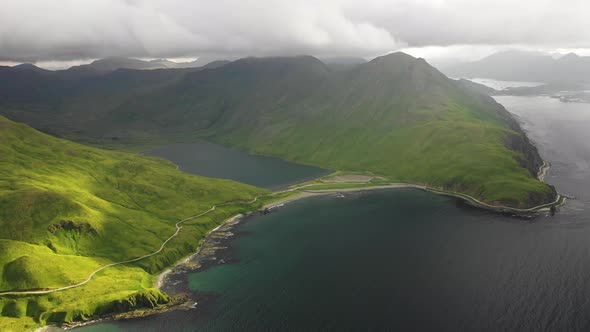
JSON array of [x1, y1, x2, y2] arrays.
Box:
[[0, 0, 589, 62]]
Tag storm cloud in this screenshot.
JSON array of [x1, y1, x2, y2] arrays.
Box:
[[1, 0, 589, 63]]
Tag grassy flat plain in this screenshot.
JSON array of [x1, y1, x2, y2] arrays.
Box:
[[0, 116, 268, 331]]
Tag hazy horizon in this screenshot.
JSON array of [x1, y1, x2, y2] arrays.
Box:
[[2, 48, 588, 71], [2, 0, 590, 69]]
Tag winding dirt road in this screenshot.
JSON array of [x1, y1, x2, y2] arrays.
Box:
[[0, 186, 301, 296]]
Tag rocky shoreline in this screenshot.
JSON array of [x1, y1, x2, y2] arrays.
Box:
[[48, 195, 310, 331], [158, 214, 245, 297], [38, 215, 259, 331], [156, 192, 317, 296]]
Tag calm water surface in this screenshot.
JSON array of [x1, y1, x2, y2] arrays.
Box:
[[77, 96, 590, 331], [145, 141, 328, 189], [469, 78, 545, 90]]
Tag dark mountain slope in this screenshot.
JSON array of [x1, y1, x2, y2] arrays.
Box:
[[0, 65, 209, 141], [100, 55, 331, 138]]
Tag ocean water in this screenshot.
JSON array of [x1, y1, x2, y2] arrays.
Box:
[[76, 96, 590, 331], [468, 78, 545, 90]]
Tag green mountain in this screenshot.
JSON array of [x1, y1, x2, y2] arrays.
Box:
[[0, 52, 556, 208], [106, 53, 555, 207], [0, 116, 267, 331]]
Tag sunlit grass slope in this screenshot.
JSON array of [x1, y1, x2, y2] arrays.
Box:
[[0, 115, 268, 331]]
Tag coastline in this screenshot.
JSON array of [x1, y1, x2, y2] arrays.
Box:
[[8, 165, 559, 297], [156, 190, 324, 290], [156, 169, 564, 293], [537, 160, 550, 182], [49, 185, 463, 331], [154, 213, 244, 289], [26, 167, 563, 331], [148, 165, 571, 298]]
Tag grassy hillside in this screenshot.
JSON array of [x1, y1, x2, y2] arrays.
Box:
[[0, 63, 215, 145], [0, 116, 268, 331]]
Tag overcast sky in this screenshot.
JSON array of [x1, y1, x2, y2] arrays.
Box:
[[1, 0, 590, 68]]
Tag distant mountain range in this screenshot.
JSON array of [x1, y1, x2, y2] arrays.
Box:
[[444, 50, 590, 85], [7, 56, 367, 74], [2, 57, 231, 77], [70, 57, 232, 72], [0, 52, 555, 208]]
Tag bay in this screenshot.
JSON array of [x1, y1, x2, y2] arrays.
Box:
[[77, 95, 590, 331]]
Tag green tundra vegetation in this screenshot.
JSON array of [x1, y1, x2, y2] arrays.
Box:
[[0, 115, 269, 331], [0, 53, 556, 208]]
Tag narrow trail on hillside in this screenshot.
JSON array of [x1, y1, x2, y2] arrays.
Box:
[[0, 170, 561, 296], [0, 185, 307, 296]]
